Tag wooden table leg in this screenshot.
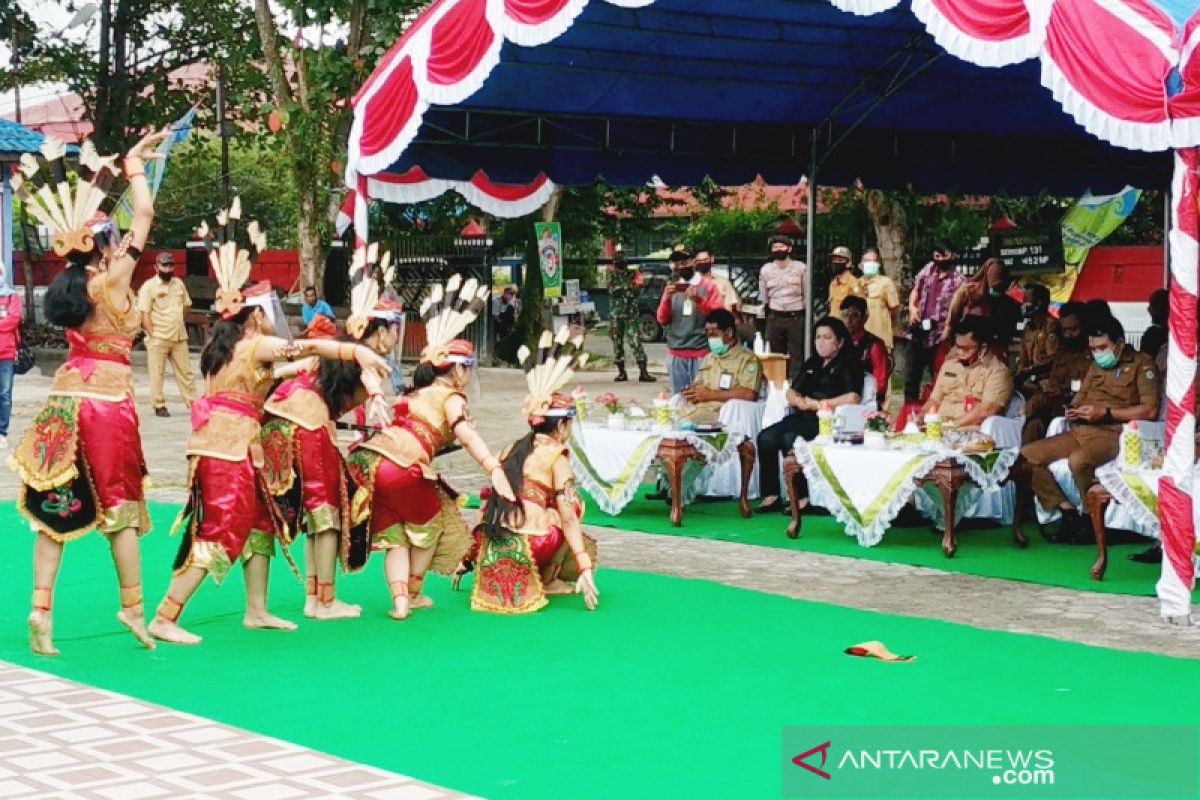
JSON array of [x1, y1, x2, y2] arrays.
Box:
[[783, 455, 802, 539], [737, 440, 755, 519], [658, 439, 701, 528], [1086, 483, 1112, 581], [922, 461, 966, 558]]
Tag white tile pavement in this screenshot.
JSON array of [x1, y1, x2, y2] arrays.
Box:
[[0, 662, 473, 799]]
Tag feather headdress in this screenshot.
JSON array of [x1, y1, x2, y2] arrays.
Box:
[[195, 197, 269, 319], [519, 326, 589, 423], [346, 243, 401, 340], [418, 274, 490, 366], [11, 138, 121, 258]]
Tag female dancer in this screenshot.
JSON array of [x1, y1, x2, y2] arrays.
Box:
[[8, 131, 167, 655], [148, 207, 389, 645], [453, 328, 599, 613], [261, 245, 400, 619], [347, 275, 514, 620]]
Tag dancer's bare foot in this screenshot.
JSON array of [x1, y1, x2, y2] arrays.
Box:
[[544, 578, 574, 596], [243, 611, 298, 630], [148, 617, 203, 645], [28, 611, 59, 656], [410, 594, 434, 611], [304, 596, 318, 618], [390, 595, 411, 620], [117, 607, 156, 650], [312, 599, 362, 620]]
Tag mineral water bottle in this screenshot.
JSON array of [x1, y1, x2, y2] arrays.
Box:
[[1122, 421, 1142, 469], [817, 403, 834, 441], [924, 408, 942, 442]]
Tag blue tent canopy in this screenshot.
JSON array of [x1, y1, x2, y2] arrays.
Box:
[[373, 0, 1169, 194]]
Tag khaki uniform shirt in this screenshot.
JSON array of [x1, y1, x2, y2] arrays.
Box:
[[137, 277, 191, 342], [861, 275, 900, 349], [1073, 346, 1160, 430], [928, 352, 1013, 425], [1019, 314, 1060, 372], [710, 274, 741, 310], [679, 344, 762, 423], [828, 272, 863, 318]]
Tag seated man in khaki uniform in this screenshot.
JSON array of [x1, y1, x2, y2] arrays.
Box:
[[924, 315, 1013, 428], [678, 308, 762, 423], [1021, 301, 1093, 444], [1020, 312, 1159, 543]]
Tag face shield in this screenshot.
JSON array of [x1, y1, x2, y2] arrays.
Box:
[[446, 359, 481, 408], [247, 291, 293, 341]]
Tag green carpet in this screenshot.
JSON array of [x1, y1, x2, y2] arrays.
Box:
[[580, 488, 1186, 599], [2, 502, 1197, 800]]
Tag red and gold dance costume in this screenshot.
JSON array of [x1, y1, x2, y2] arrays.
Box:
[[9, 274, 149, 542], [171, 336, 289, 584], [467, 435, 598, 614], [347, 381, 473, 592], [262, 369, 371, 582]]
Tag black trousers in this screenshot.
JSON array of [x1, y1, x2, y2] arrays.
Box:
[[766, 315, 806, 383], [757, 412, 818, 499], [903, 340, 937, 402]]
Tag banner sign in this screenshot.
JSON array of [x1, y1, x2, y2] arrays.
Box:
[[992, 226, 1065, 275], [112, 105, 198, 231], [536, 221, 563, 299], [1061, 186, 1141, 266]]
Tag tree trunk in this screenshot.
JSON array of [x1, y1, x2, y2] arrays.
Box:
[[297, 187, 324, 295], [866, 189, 909, 283]]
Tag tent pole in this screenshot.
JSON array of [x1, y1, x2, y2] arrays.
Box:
[[804, 130, 817, 358]]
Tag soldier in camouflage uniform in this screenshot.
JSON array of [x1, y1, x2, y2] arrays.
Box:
[[608, 250, 656, 383]]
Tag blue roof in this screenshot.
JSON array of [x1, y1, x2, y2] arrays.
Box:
[[0, 118, 43, 157], [384, 0, 1169, 194]]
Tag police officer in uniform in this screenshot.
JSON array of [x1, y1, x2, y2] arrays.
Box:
[[924, 315, 1013, 428], [1019, 312, 1159, 543], [1020, 301, 1092, 444], [607, 247, 655, 383]]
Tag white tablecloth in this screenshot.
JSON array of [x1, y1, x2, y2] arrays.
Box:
[[795, 440, 1017, 546], [1095, 463, 1163, 540], [569, 423, 745, 515]]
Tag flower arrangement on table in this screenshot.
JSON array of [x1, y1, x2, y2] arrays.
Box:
[[595, 392, 624, 415], [865, 411, 891, 433]]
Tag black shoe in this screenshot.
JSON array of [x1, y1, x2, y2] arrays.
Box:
[[1051, 509, 1094, 545], [644, 490, 668, 501], [1130, 545, 1162, 564], [615, 364, 629, 382], [755, 499, 784, 514], [638, 365, 657, 383], [155, 407, 170, 418]]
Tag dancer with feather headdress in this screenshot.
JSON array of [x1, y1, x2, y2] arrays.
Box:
[[451, 327, 600, 613], [7, 129, 168, 655], [147, 204, 391, 646], [260, 244, 402, 620], [347, 274, 514, 620]]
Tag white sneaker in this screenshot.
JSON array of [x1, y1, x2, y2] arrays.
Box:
[[0, 436, 8, 449]]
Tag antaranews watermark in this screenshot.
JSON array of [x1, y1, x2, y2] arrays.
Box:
[[782, 726, 1197, 799]]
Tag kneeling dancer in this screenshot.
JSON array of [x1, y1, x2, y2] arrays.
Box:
[[454, 327, 600, 613]]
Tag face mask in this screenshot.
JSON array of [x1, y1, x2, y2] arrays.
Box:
[[678, 268, 695, 281], [1093, 349, 1118, 369], [814, 338, 838, 359], [771, 251, 788, 261], [958, 349, 980, 367], [832, 262, 847, 273], [862, 261, 880, 277], [707, 337, 729, 356], [935, 258, 955, 270], [1063, 335, 1085, 351], [696, 263, 712, 274], [158, 270, 173, 282]]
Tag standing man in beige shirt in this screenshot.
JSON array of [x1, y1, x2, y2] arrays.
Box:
[[758, 235, 808, 382], [137, 252, 196, 417]]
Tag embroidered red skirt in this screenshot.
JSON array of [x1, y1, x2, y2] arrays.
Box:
[[295, 425, 343, 520], [369, 459, 442, 535], [78, 397, 146, 519], [194, 456, 277, 563], [528, 527, 565, 569]]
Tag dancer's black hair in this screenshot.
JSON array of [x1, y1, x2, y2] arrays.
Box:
[[408, 360, 454, 393], [201, 305, 255, 377], [44, 228, 116, 328], [317, 319, 392, 417], [480, 416, 568, 544]]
